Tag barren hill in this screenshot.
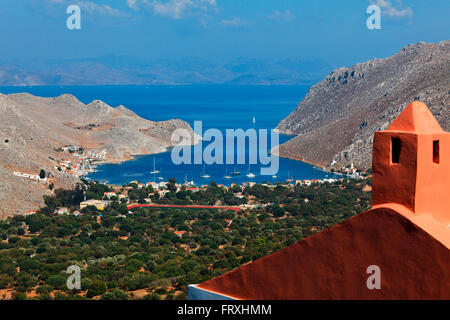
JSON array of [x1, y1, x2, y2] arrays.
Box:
[[0, 93, 197, 218], [276, 41, 450, 170]]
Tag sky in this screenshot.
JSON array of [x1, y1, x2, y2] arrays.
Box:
[[0, 0, 449, 67]]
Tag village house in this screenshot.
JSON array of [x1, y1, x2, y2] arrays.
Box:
[[13, 171, 47, 183], [242, 182, 256, 187], [23, 210, 37, 216], [103, 192, 117, 199], [54, 207, 69, 215], [80, 199, 111, 210], [174, 231, 187, 238]]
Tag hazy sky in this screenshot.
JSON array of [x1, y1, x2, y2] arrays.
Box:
[[1, 0, 449, 67]]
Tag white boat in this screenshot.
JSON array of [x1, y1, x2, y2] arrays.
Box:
[[286, 171, 293, 183], [246, 164, 256, 178], [157, 177, 164, 180], [231, 167, 241, 176], [150, 158, 160, 174], [200, 164, 211, 178], [224, 168, 232, 179], [252, 116, 256, 124], [272, 175, 277, 179]]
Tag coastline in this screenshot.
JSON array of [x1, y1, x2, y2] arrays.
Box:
[[79, 147, 172, 181], [279, 153, 327, 170], [85, 145, 341, 186], [272, 128, 336, 173], [80, 138, 202, 181], [271, 146, 333, 173]]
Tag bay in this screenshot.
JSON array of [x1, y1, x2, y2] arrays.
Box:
[[0, 85, 337, 185]]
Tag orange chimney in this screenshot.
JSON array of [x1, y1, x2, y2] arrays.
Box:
[[372, 101, 449, 223]]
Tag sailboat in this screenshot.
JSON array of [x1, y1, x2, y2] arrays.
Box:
[[224, 168, 232, 179], [231, 167, 241, 176], [252, 116, 256, 124], [246, 164, 256, 178], [200, 164, 211, 178], [286, 171, 294, 183], [150, 158, 160, 174]]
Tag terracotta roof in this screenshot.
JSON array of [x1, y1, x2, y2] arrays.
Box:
[[197, 206, 450, 299]]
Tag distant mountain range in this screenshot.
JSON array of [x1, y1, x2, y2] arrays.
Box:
[[276, 41, 450, 170], [0, 56, 333, 86]]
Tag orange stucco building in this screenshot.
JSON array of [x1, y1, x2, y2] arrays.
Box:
[[188, 101, 450, 300]]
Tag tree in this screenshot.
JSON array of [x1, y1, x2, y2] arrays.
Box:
[[122, 273, 152, 291], [176, 190, 187, 200], [46, 275, 67, 289], [16, 273, 38, 290], [19, 258, 40, 274], [125, 258, 145, 272], [100, 289, 128, 300], [224, 191, 238, 205], [43, 195, 62, 212], [168, 178, 177, 193], [26, 214, 48, 233], [143, 293, 161, 300], [13, 292, 27, 300], [87, 280, 107, 298], [271, 205, 285, 218], [39, 169, 46, 179], [0, 274, 11, 289]]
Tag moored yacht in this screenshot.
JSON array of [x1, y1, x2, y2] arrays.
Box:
[[200, 164, 211, 178], [246, 164, 256, 178], [150, 157, 160, 174]]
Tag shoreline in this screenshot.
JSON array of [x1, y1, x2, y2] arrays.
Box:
[[271, 146, 335, 173], [79, 148, 172, 180], [83, 150, 341, 186], [278, 153, 327, 170], [80, 134, 202, 180]]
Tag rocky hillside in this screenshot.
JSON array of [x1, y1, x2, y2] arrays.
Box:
[[0, 93, 197, 218], [276, 41, 450, 170]]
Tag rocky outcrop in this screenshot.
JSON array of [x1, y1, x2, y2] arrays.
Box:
[[276, 41, 450, 170], [0, 92, 197, 218]]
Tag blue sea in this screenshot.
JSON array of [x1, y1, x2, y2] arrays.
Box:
[[0, 85, 337, 185]]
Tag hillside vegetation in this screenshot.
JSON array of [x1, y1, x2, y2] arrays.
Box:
[[0, 180, 371, 300]]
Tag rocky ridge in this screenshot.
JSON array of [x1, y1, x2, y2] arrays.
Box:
[[276, 41, 450, 170]]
